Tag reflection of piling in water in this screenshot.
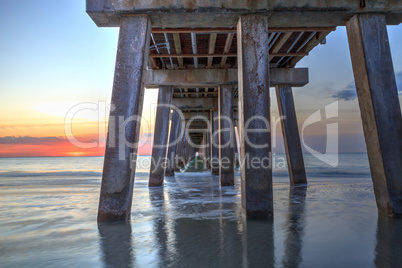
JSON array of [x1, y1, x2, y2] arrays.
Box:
[[149, 187, 170, 266], [242, 219, 275, 267], [146, 175, 276, 266], [283, 186, 307, 268], [98, 223, 133, 267], [172, 218, 243, 267], [374, 217, 402, 267]]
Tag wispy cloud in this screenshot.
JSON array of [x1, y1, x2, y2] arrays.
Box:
[[332, 82, 357, 101], [0, 121, 104, 131], [332, 72, 402, 101], [0, 135, 100, 145], [0, 136, 66, 145]]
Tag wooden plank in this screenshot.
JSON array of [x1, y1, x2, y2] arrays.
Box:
[[271, 32, 293, 54], [149, 57, 158, 69], [220, 33, 234, 68], [172, 33, 184, 68], [288, 30, 332, 67], [207, 33, 217, 68]]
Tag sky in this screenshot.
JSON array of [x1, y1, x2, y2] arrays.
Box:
[[0, 1, 401, 157]]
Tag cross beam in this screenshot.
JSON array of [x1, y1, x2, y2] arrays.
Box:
[[87, 0, 402, 27], [173, 98, 217, 109], [145, 68, 308, 88]]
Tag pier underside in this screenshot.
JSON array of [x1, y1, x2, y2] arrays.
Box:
[[88, 0, 402, 221]]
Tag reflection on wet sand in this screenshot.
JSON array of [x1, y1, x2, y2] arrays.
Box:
[[242, 219, 275, 267], [283, 185, 307, 268], [98, 222, 133, 267], [149, 186, 172, 266], [146, 176, 275, 267], [374, 217, 402, 267], [96, 175, 402, 267]]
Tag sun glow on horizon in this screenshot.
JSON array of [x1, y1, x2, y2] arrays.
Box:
[[0, 88, 158, 157]]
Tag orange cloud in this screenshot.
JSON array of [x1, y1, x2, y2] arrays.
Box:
[[0, 142, 103, 157], [0, 134, 153, 157]]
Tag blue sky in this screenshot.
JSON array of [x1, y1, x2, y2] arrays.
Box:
[[0, 0, 401, 155]]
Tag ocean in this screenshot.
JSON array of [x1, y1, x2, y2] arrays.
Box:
[[0, 153, 401, 267]]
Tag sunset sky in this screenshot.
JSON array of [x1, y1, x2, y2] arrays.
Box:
[[0, 1, 401, 157]]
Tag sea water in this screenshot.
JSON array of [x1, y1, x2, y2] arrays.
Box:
[[0, 154, 401, 267]]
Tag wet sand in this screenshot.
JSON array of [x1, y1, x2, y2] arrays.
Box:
[[1, 171, 402, 267]]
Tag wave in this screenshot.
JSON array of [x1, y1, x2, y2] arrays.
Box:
[[0, 171, 152, 178], [0, 169, 371, 179], [272, 170, 370, 178], [0, 171, 102, 178], [307, 171, 370, 178]]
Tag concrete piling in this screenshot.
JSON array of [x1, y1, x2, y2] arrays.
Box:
[[211, 110, 220, 175], [346, 14, 402, 218], [98, 15, 151, 222], [237, 15, 273, 219], [219, 85, 235, 186], [176, 131, 186, 170], [205, 128, 211, 169], [149, 87, 173, 187], [275, 84, 307, 185], [165, 109, 181, 177]]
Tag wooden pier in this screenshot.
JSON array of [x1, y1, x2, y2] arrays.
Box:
[[86, 1, 402, 221]]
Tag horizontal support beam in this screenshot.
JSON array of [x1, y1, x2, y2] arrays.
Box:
[[151, 27, 336, 34], [146, 69, 238, 88], [181, 110, 239, 120], [173, 97, 217, 109], [174, 99, 241, 115], [183, 112, 210, 120], [188, 130, 207, 133], [87, 1, 402, 27], [179, 107, 214, 111], [150, 53, 236, 58], [145, 68, 309, 87], [149, 52, 307, 58], [186, 121, 208, 127], [173, 92, 217, 96]]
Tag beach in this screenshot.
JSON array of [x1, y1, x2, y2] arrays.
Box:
[[0, 154, 401, 267]]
